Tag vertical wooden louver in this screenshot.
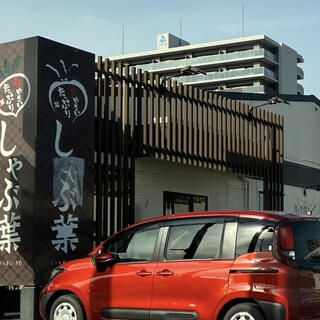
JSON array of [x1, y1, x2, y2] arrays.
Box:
[[95, 58, 284, 242]]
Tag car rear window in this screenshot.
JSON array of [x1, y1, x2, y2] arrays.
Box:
[[236, 219, 276, 257], [290, 220, 320, 267]]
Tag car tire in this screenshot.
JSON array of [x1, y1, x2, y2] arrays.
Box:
[[223, 302, 265, 320], [49, 294, 84, 320]]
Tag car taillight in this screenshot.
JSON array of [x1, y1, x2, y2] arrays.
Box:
[[280, 225, 295, 260]]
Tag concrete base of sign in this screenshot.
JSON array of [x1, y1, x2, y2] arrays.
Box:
[[20, 286, 41, 320], [20, 287, 34, 319]]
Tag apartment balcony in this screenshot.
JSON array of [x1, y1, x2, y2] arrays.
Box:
[[241, 85, 266, 93], [297, 66, 304, 80], [215, 85, 265, 94], [174, 67, 278, 87], [137, 49, 278, 74], [297, 83, 304, 94], [297, 53, 304, 63]]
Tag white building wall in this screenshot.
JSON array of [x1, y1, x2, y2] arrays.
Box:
[[278, 43, 299, 95], [244, 100, 320, 169], [242, 98, 320, 214], [283, 101, 320, 169], [135, 158, 261, 222], [284, 185, 320, 217]]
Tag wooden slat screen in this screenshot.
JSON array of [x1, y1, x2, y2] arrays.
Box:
[[95, 58, 284, 241]]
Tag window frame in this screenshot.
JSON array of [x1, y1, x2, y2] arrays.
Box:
[[158, 217, 238, 262], [101, 221, 164, 264], [235, 218, 277, 258], [163, 191, 208, 215]]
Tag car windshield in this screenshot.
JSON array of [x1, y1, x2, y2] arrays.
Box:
[[291, 220, 320, 269]]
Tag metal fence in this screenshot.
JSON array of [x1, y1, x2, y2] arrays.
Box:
[[95, 57, 284, 241]]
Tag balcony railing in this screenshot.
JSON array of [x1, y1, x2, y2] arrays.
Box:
[[297, 83, 304, 94], [297, 66, 304, 80], [175, 67, 278, 85], [137, 49, 278, 73], [222, 85, 266, 93]]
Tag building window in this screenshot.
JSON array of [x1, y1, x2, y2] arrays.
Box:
[[163, 191, 208, 215], [259, 190, 264, 210]]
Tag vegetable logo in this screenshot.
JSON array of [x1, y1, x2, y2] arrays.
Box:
[[46, 60, 88, 123], [0, 57, 30, 118]]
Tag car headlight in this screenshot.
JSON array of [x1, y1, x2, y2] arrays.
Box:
[[49, 267, 65, 281]]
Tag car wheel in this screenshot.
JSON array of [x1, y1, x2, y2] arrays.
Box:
[[49, 294, 84, 320], [223, 303, 265, 320]]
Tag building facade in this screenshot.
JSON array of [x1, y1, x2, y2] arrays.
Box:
[[95, 58, 284, 240], [110, 33, 304, 95], [0, 37, 288, 318], [219, 92, 320, 216]]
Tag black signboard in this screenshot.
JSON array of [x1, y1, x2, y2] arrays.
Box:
[[0, 36, 95, 286]]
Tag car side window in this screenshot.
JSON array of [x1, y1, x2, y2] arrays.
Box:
[[236, 219, 276, 257], [165, 223, 224, 260], [104, 226, 160, 263]]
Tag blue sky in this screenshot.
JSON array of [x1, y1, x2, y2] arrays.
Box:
[[1, 0, 319, 97]]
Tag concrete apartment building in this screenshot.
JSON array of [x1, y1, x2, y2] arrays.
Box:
[[110, 33, 304, 95]]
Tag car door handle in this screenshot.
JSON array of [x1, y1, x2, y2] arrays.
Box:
[[156, 269, 174, 277], [136, 270, 152, 277]]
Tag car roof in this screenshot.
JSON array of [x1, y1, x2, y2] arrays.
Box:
[[97, 210, 320, 249], [131, 210, 318, 228]]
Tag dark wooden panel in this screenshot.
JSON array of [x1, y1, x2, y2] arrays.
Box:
[[166, 79, 172, 161], [226, 98, 231, 171], [96, 57, 103, 242], [155, 74, 160, 158], [203, 91, 208, 168], [183, 85, 188, 165], [122, 64, 130, 229], [188, 86, 193, 165], [103, 58, 111, 238], [160, 78, 166, 159], [143, 71, 148, 149], [177, 83, 183, 163], [194, 87, 199, 167], [149, 73, 155, 154], [95, 56, 285, 237], [172, 81, 177, 161]]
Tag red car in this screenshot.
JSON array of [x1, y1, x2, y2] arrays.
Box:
[[39, 211, 320, 320]]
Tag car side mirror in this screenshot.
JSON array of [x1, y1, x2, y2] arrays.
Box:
[[94, 252, 119, 272]]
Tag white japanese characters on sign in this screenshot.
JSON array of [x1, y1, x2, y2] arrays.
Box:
[[0, 73, 31, 118], [51, 214, 79, 254], [0, 56, 30, 255], [0, 213, 21, 254], [47, 59, 88, 254]]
